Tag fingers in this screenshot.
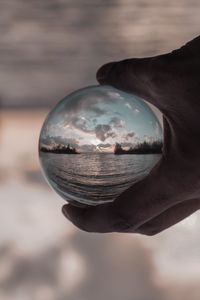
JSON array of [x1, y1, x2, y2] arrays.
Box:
[[96, 35, 200, 115], [136, 198, 200, 236], [62, 194, 200, 235], [60, 162, 167, 234], [62, 202, 115, 233], [62, 190, 146, 233], [60, 160, 168, 233], [96, 35, 200, 94], [170, 35, 200, 58], [96, 57, 162, 109], [61, 174, 193, 234], [61, 155, 199, 234]]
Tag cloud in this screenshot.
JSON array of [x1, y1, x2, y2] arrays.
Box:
[[107, 91, 124, 101], [107, 132, 116, 139], [41, 135, 79, 147], [58, 88, 126, 127], [125, 102, 132, 109], [97, 143, 112, 148], [62, 89, 111, 118], [95, 124, 116, 141], [121, 142, 135, 148], [79, 144, 97, 152], [125, 102, 140, 114], [124, 131, 135, 140], [109, 117, 124, 128], [143, 135, 154, 143], [70, 116, 92, 133], [134, 108, 140, 114], [90, 106, 107, 116]]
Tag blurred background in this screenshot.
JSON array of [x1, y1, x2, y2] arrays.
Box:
[[1, 1, 200, 299]]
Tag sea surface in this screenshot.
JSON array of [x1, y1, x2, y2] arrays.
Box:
[[40, 152, 161, 205]]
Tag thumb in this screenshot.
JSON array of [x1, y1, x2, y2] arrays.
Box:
[[62, 202, 115, 233], [96, 57, 159, 107]]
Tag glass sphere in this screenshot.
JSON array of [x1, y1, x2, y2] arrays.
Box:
[[39, 85, 162, 206]]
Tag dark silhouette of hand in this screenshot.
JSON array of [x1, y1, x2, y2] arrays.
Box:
[[62, 36, 200, 235]]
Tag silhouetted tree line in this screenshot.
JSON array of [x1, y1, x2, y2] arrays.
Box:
[[114, 141, 163, 155], [40, 144, 79, 154]]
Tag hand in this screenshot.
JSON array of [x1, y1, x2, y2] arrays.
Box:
[[62, 36, 200, 235]]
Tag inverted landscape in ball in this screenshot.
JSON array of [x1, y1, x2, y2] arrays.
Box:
[[39, 85, 163, 206]]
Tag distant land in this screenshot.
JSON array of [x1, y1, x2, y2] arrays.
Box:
[[40, 144, 79, 154], [40, 141, 163, 155], [114, 141, 162, 155]]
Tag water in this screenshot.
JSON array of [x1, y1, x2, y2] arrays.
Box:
[[40, 152, 161, 205]]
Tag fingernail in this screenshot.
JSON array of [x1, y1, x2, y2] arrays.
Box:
[[96, 62, 116, 83]]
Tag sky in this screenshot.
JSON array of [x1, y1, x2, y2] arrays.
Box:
[[40, 85, 162, 153]]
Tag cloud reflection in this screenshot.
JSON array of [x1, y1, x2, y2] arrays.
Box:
[[40, 86, 162, 153]]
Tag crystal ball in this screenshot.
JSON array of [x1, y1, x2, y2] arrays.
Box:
[[39, 85, 162, 206]]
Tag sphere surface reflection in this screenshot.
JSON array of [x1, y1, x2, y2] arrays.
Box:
[[39, 85, 163, 206]]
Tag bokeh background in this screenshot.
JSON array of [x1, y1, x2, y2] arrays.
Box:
[[1, 1, 200, 299]]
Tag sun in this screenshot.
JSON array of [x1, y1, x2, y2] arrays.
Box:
[[90, 138, 101, 146]]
